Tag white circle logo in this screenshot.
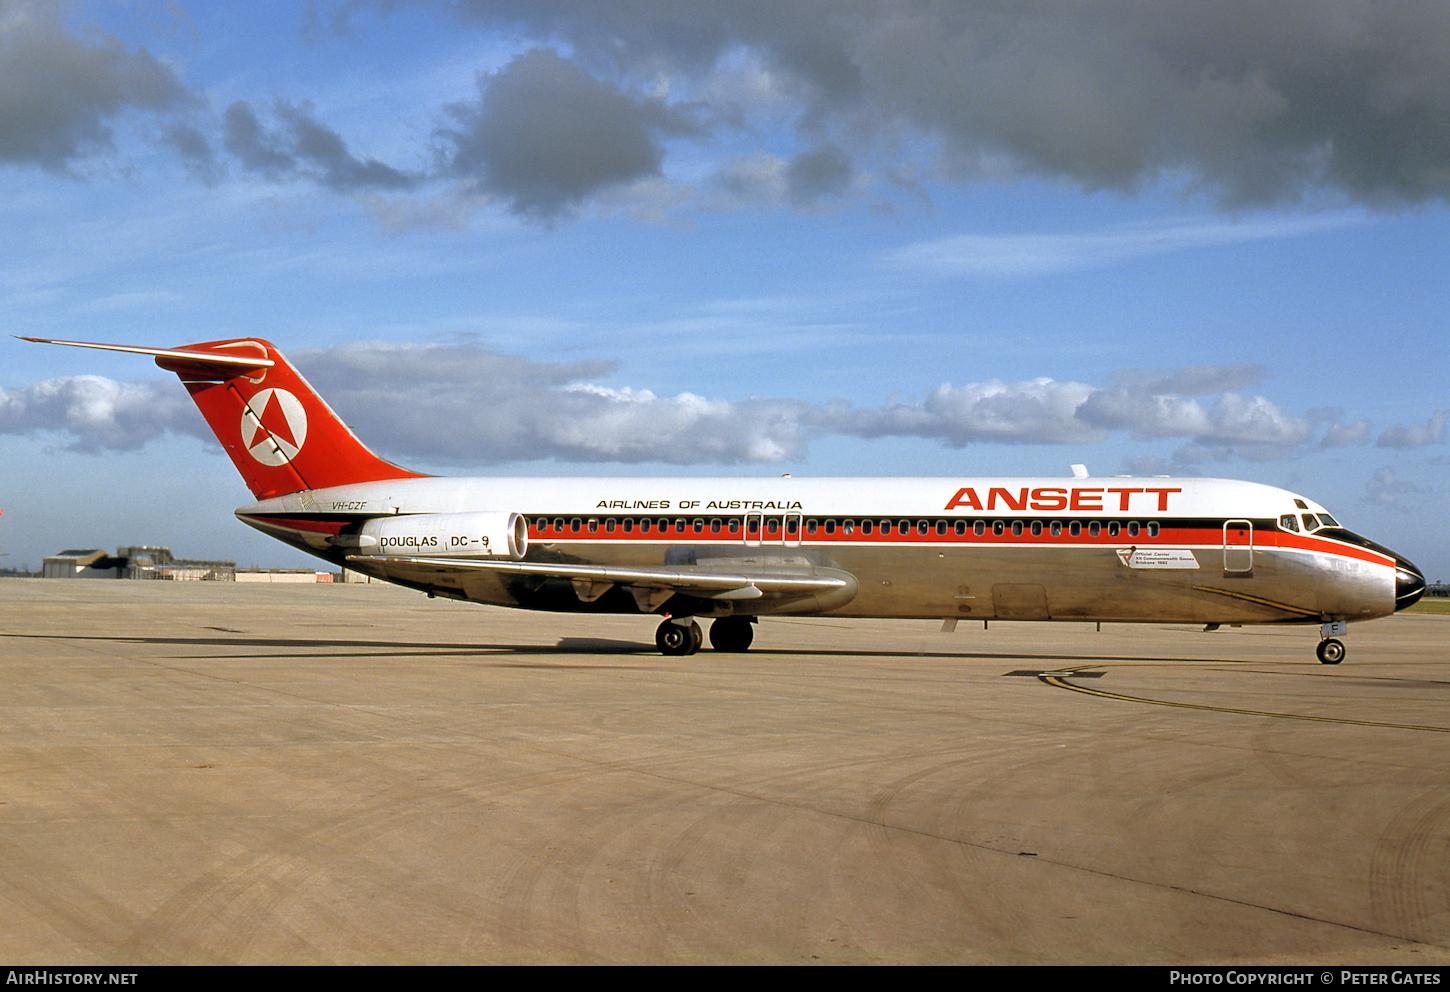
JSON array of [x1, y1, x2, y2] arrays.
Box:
[[241, 388, 308, 466]]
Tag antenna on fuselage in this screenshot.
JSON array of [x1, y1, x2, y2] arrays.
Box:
[[1071, 464, 1089, 478]]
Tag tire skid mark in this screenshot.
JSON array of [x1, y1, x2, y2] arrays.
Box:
[[1370, 788, 1450, 946], [1042, 665, 1450, 733]]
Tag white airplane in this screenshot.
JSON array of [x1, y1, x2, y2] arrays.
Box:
[[22, 336, 1425, 663]]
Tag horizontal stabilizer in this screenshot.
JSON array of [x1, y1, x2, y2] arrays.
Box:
[[21, 335, 423, 498], [18, 337, 274, 379]]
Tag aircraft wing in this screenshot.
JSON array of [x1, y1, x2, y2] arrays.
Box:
[[353, 555, 857, 611]]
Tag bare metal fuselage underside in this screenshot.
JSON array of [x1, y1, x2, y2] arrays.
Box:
[[243, 505, 1395, 627]]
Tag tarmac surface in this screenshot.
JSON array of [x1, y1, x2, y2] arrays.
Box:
[[1, 576, 1448, 965]]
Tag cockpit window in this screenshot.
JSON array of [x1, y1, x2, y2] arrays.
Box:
[[1300, 512, 1342, 532], [1280, 514, 1299, 532]]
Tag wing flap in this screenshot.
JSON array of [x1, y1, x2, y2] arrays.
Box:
[[355, 555, 851, 602]]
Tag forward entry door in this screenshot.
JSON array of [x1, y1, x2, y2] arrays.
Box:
[[1223, 520, 1253, 574]]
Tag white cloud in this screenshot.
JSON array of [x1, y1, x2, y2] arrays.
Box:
[[1362, 466, 1426, 510], [0, 375, 201, 451], [6, 343, 1431, 470], [1319, 418, 1372, 448], [888, 214, 1364, 277], [1377, 410, 1449, 449]]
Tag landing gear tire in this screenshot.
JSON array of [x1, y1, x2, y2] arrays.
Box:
[[709, 617, 755, 652], [1316, 638, 1346, 665], [656, 619, 703, 656]]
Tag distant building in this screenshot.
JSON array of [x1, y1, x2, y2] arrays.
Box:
[[235, 568, 331, 583], [43, 546, 234, 580], [41, 545, 343, 582], [43, 550, 125, 579]]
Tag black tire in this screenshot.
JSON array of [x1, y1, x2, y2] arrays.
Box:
[[1316, 638, 1346, 665], [709, 617, 755, 652], [656, 619, 703, 656]]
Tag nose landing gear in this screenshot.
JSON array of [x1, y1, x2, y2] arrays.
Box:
[[1316, 620, 1348, 664]]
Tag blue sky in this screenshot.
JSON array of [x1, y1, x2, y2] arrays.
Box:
[[2, 0, 1447, 579]]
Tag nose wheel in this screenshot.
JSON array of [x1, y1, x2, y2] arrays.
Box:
[[1316, 638, 1345, 665], [656, 618, 703, 656]]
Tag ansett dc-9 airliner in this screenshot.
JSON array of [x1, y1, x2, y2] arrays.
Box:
[[23, 337, 1426, 663]]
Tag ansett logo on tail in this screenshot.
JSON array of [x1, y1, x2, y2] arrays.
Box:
[[241, 388, 308, 465]]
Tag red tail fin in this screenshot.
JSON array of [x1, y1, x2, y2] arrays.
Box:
[[21, 337, 426, 499]]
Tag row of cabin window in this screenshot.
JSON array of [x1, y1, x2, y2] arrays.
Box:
[[531, 517, 1161, 538]]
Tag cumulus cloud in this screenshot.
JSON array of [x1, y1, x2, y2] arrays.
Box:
[[1196, 393, 1313, 448], [437, 48, 700, 220], [16, 2, 1450, 215], [162, 121, 220, 183], [0, 4, 416, 193], [224, 99, 420, 192], [290, 341, 809, 464], [1076, 364, 1316, 452], [0, 375, 203, 451], [1319, 418, 1373, 448], [829, 378, 1103, 446], [1308, 407, 1373, 448], [1362, 466, 1425, 510], [1377, 409, 1449, 449], [786, 144, 855, 206], [8, 343, 1392, 468], [0, 0, 193, 169], [417, 0, 1450, 209]]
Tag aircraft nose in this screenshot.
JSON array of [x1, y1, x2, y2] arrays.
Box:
[[1395, 556, 1426, 612]]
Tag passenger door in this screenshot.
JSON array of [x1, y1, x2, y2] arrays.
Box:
[[1223, 520, 1253, 575]]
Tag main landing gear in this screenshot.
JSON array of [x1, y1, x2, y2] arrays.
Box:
[[656, 618, 702, 656], [708, 616, 755, 652], [654, 616, 756, 656]]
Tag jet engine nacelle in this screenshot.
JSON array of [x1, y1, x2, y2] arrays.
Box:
[[355, 511, 528, 559]]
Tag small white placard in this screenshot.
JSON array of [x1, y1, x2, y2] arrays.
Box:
[[1116, 548, 1199, 569]]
